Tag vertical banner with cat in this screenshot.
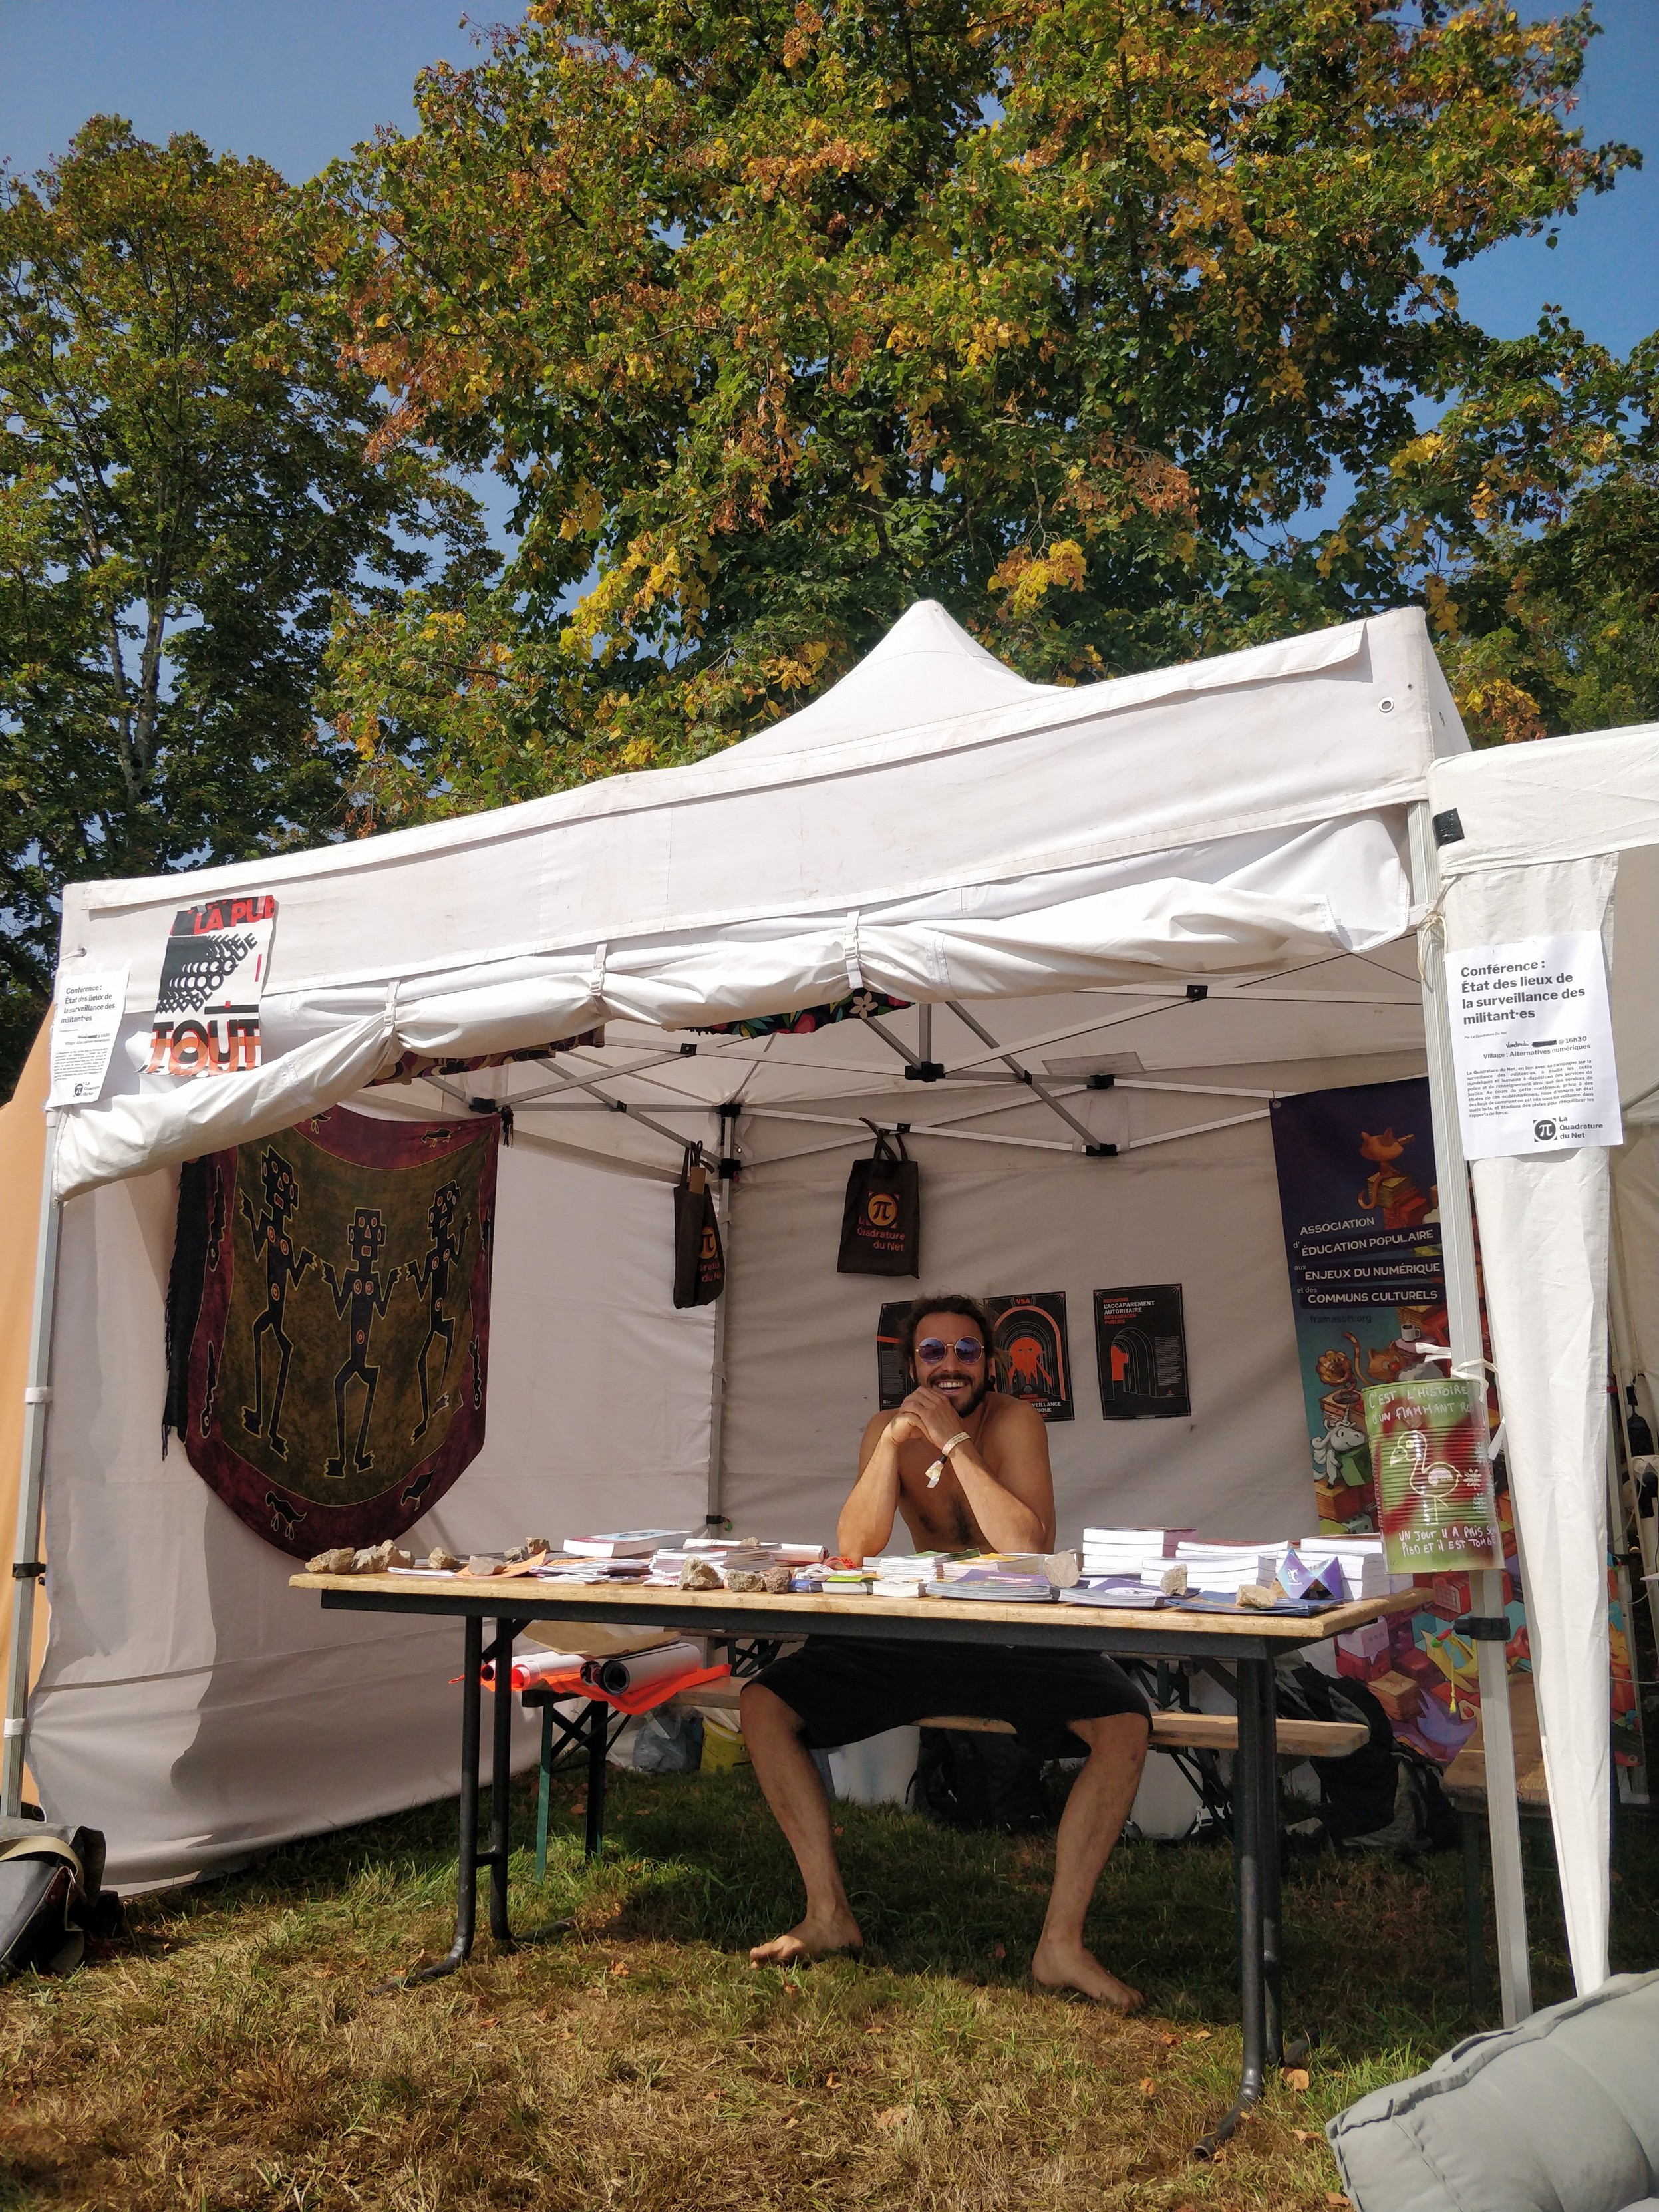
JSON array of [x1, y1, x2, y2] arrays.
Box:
[[1269, 1078, 1449, 1537]]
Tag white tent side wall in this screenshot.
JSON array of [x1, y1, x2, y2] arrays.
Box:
[[722, 1126, 1314, 1546], [28, 1145, 713, 1888]]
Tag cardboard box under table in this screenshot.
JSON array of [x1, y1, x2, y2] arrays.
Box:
[[293, 1569, 1414, 2155]]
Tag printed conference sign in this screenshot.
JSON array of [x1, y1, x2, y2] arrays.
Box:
[[988, 1291, 1074, 1422], [1269, 1078, 1449, 1537], [1446, 930, 1622, 1158], [1364, 1376, 1501, 1575], [1094, 1284, 1190, 1420], [146, 891, 277, 1078], [164, 1104, 499, 1558], [47, 963, 128, 1108]]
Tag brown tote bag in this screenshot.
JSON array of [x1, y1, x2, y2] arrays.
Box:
[[837, 1129, 920, 1276]]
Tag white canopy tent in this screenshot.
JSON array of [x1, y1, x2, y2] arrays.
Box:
[[3, 602, 1642, 2023]]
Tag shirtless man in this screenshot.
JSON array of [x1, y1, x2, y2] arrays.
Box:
[[741, 1293, 1150, 2008]]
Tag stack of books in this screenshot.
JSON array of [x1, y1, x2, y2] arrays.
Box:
[[928, 1555, 1064, 1603], [1294, 1534, 1411, 1599], [562, 1531, 682, 1559], [1172, 1541, 1286, 1597], [1079, 1527, 1195, 1579]]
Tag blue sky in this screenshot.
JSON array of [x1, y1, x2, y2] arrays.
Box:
[[2, 0, 1654, 544]]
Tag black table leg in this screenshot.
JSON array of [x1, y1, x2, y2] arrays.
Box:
[[1253, 1659, 1284, 2068], [1195, 1654, 1271, 2157], [487, 1615, 520, 1943], [585, 1696, 608, 1859], [403, 1611, 484, 1985]]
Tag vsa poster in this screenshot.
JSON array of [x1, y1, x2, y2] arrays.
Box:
[[873, 1292, 1075, 1421], [987, 1293, 1074, 1422]]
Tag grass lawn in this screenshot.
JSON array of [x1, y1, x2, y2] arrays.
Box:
[[1, 1762, 1654, 2211]]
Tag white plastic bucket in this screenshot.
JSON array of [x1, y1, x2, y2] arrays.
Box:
[[826, 1726, 921, 1808]]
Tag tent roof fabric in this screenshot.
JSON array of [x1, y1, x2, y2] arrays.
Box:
[[63, 605, 1453, 1005], [1430, 723, 1659, 877]]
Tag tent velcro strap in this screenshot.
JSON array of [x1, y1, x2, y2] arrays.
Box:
[[1452, 1613, 1510, 1642], [11, 1561, 45, 1581], [23, 1387, 51, 1406]]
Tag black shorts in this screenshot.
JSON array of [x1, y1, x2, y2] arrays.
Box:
[[752, 1636, 1151, 1762]]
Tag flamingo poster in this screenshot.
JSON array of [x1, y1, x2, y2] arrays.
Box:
[[1364, 1375, 1501, 1573]]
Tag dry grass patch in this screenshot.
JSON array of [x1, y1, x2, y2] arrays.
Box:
[[1, 1766, 1652, 2210]]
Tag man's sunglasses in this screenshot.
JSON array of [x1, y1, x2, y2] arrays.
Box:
[[915, 1337, 985, 1366]]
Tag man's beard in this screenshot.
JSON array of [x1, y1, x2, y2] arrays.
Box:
[[925, 1370, 990, 1420]]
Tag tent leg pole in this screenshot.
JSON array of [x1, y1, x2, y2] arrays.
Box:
[[2, 1112, 61, 1821], [1410, 802, 1532, 2024], [704, 1106, 738, 1531], [1196, 1654, 1267, 2156]]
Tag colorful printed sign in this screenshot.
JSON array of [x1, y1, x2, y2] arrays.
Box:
[[146, 892, 277, 1077], [1364, 1375, 1501, 1573], [1269, 1077, 1449, 1535]]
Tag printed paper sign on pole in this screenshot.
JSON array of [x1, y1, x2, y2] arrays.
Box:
[[1446, 931, 1621, 1160], [47, 965, 129, 1108], [1365, 1375, 1501, 1575], [145, 893, 277, 1078]]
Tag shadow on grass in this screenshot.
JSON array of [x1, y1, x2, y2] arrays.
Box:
[[131, 1761, 1659, 2063]]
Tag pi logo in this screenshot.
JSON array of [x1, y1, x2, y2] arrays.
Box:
[[1533, 1118, 1557, 1142], [866, 1191, 898, 1230], [700, 1225, 719, 1262]]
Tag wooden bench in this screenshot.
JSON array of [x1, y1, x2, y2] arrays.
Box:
[[666, 1681, 1368, 1761]]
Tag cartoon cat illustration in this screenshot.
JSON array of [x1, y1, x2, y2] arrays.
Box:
[[1356, 1127, 1431, 1229]]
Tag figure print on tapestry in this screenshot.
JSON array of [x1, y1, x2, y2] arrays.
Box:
[[410, 1181, 470, 1442], [165, 1105, 500, 1557], [238, 1146, 315, 1460], [321, 1206, 402, 1481]]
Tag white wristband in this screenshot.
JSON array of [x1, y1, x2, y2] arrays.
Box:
[[924, 1431, 973, 1488]]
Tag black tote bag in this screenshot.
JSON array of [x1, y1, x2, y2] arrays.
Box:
[[837, 1130, 920, 1276], [673, 1148, 725, 1307]]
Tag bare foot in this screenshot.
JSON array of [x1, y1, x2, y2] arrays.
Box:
[[749, 1909, 863, 1968], [1031, 1935, 1144, 2012]]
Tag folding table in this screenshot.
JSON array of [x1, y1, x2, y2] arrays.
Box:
[[294, 1569, 1418, 2153]]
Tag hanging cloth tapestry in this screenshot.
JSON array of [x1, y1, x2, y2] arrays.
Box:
[[164, 1104, 500, 1558]]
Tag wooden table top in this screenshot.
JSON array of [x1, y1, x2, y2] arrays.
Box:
[[291, 1571, 1420, 1659]]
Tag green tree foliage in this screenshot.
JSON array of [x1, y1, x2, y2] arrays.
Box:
[[1322, 315, 1659, 744], [317, 0, 1638, 826], [0, 118, 492, 1087]]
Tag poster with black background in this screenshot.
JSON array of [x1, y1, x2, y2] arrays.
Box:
[[1094, 1284, 1191, 1419], [987, 1292, 1074, 1422], [874, 1293, 1074, 1420], [876, 1301, 911, 1411]]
